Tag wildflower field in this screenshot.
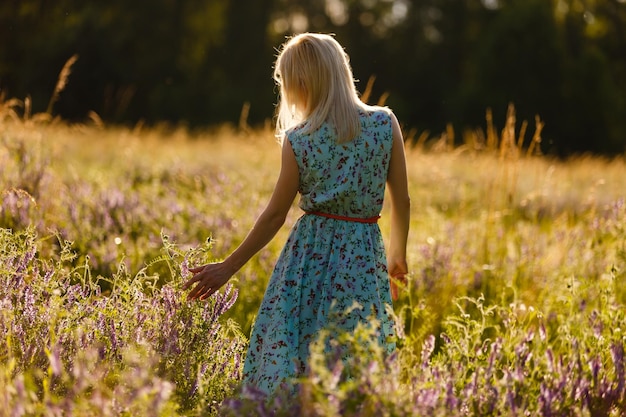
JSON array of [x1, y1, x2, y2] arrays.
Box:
[[1, 114, 625, 416]]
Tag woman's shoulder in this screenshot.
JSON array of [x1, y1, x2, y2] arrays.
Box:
[[358, 105, 393, 128], [284, 120, 309, 143], [286, 120, 331, 148], [358, 104, 392, 120]]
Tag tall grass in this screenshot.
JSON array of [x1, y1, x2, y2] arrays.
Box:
[[0, 226, 246, 415], [1, 107, 625, 415]]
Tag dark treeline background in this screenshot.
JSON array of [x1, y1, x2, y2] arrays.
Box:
[[1, 0, 625, 155]]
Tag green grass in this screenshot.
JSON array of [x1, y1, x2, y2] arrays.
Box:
[[1, 117, 625, 415]]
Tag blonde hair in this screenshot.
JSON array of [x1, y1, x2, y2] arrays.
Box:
[[274, 33, 370, 143]]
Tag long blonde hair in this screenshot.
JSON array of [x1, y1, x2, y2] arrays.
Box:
[[274, 33, 369, 143]]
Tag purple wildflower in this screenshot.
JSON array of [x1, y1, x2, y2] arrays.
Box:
[[48, 343, 63, 377], [445, 380, 459, 410], [421, 335, 436, 367], [610, 343, 625, 396], [539, 320, 547, 341]]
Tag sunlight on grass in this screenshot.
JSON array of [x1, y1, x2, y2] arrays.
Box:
[[1, 114, 625, 415]]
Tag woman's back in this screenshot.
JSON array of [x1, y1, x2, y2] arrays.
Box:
[[288, 107, 393, 219]]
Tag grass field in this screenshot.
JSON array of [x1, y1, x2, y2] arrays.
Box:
[[1, 114, 625, 415]]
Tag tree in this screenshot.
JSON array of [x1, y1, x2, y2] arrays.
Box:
[[1, 0, 624, 154]]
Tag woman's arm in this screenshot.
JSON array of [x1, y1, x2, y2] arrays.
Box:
[[386, 112, 411, 300], [184, 139, 300, 300]]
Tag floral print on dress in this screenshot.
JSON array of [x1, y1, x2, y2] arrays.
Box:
[[242, 108, 396, 395]]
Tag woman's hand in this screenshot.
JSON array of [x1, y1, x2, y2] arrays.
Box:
[[182, 138, 299, 302], [388, 257, 408, 301], [182, 262, 233, 300]]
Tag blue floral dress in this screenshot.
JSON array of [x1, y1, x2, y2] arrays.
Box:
[[242, 107, 396, 395]]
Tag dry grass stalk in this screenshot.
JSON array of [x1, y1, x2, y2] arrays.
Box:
[[361, 75, 376, 104], [446, 123, 455, 150], [88, 111, 105, 129], [239, 101, 251, 133], [499, 103, 519, 160], [526, 115, 544, 157], [0, 94, 23, 123], [361, 75, 389, 106], [24, 95, 32, 120], [517, 120, 528, 150], [377, 92, 389, 106], [405, 127, 430, 151], [46, 54, 79, 115], [486, 108, 497, 151]]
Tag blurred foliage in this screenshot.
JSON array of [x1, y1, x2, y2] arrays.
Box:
[[1, 0, 625, 154], [1, 116, 625, 415]]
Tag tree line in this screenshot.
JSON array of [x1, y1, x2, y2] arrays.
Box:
[[1, 0, 625, 155]]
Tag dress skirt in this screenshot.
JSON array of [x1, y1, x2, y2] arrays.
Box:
[[241, 213, 396, 395]]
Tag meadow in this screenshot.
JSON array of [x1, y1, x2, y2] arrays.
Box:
[[1, 109, 625, 416]]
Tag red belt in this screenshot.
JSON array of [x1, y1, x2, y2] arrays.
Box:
[[306, 211, 380, 224]]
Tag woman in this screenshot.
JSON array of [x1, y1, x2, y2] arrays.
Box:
[[183, 33, 410, 395]]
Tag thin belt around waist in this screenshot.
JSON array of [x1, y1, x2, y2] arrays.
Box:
[[305, 211, 380, 224]]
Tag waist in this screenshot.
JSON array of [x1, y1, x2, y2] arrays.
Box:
[[305, 211, 380, 224]]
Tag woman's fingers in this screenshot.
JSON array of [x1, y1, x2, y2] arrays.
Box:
[[185, 274, 219, 300], [181, 278, 195, 290], [188, 282, 210, 300], [390, 273, 407, 301], [199, 288, 216, 300], [392, 273, 407, 284], [182, 273, 203, 290], [182, 265, 209, 290], [184, 262, 230, 301], [191, 284, 219, 301]]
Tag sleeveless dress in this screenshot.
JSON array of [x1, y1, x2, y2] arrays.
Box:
[[241, 108, 396, 395]]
